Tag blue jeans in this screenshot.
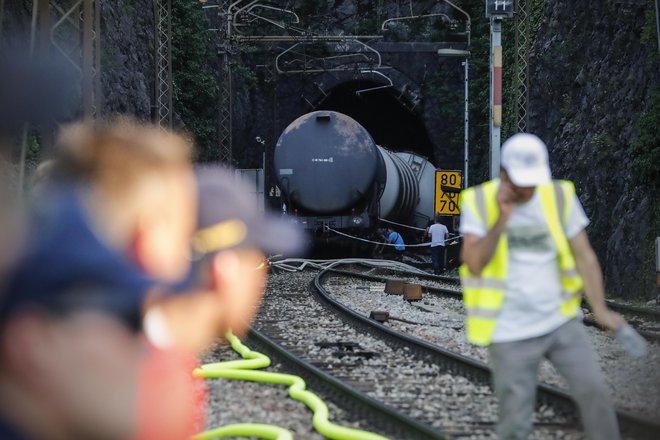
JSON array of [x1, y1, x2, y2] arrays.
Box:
[[430, 245, 445, 273]]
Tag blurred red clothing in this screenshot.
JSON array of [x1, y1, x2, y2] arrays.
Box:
[[130, 341, 206, 440]]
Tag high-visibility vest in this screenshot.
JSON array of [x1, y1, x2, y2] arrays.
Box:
[[459, 179, 584, 346]]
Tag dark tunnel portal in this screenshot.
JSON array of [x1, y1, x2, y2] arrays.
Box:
[[315, 81, 435, 163]]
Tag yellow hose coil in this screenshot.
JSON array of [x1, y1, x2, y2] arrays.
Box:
[[192, 331, 389, 440]]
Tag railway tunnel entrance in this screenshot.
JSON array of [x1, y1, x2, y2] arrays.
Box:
[[314, 81, 435, 163]]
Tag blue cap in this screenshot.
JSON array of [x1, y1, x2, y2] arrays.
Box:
[[192, 167, 305, 257], [0, 186, 154, 329]]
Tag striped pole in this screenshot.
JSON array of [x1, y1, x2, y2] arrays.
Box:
[[489, 18, 502, 179], [493, 45, 503, 127]]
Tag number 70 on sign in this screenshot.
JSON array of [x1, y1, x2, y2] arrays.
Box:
[[434, 170, 462, 215]]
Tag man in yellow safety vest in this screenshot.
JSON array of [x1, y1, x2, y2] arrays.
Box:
[[459, 133, 626, 439]]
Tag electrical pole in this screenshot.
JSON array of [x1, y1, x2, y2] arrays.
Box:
[[82, 0, 101, 120], [155, 0, 173, 128], [442, 1, 471, 188], [217, 0, 233, 165]]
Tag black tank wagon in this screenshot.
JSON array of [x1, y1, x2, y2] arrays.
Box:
[[274, 111, 436, 235]]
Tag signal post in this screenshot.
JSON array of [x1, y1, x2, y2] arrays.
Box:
[[486, 0, 514, 179]]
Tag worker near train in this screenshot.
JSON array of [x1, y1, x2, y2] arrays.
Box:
[[459, 133, 625, 439], [382, 227, 406, 261], [426, 216, 449, 274]]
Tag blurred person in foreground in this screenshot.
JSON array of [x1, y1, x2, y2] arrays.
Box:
[[459, 133, 625, 439], [156, 167, 305, 341], [131, 167, 303, 440], [0, 194, 153, 440], [49, 118, 302, 349], [0, 47, 77, 291], [0, 117, 203, 440], [48, 119, 303, 440], [50, 118, 197, 284], [44, 118, 207, 440]]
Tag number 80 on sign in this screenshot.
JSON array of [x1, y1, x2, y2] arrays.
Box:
[[434, 170, 462, 215]]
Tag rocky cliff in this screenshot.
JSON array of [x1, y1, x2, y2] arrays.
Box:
[[528, 0, 659, 299], [100, 0, 155, 118], [0, 0, 156, 129]]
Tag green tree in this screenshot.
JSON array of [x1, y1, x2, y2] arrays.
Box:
[[462, 0, 492, 185], [171, 0, 219, 161]]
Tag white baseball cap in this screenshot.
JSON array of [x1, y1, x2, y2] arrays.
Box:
[[501, 133, 552, 187]]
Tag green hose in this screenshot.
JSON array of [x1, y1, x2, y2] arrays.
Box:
[[192, 423, 293, 440], [192, 331, 389, 440]]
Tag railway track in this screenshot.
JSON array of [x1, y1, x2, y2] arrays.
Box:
[[327, 262, 660, 343], [584, 300, 660, 342], [314, 263, 660, 439], [244, 328, 442, 440], [256, 268, 584, 439], [252, 270, 447, 440]]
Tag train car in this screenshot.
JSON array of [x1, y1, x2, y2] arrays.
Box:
[[273, 110, 436, 238]]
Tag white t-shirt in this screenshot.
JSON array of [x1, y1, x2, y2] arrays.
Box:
[[459, 183, 589, 342], [428, 223, 449, 247]]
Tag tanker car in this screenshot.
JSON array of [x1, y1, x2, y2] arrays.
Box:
[[273, 111, 437, 237]]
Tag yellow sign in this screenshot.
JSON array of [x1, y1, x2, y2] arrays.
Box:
[[434, 170, 462, 215]]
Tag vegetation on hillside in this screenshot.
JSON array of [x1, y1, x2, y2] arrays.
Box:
[[171, 0, 219, 161]]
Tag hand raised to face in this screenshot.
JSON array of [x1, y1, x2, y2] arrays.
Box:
[[496, 179, 516, 221]]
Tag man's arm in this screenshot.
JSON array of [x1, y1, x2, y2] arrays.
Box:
[[569, 230, 625, 331], [461, 220, 507, 275]]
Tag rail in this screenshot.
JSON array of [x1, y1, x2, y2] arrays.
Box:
[[245, 328, 447, 439]]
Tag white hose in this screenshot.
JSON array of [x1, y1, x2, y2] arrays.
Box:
[[270, 257, 432, 277]]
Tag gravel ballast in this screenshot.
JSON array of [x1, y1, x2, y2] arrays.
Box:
[[322, 270, 660, 421], [249, 270, 583, 439], [199, 266, 656, 439]]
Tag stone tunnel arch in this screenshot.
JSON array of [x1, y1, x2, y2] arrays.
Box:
[[311, 80, 435, 163]]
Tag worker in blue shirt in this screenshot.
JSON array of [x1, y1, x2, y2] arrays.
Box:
[[382, 227, 405, 260]]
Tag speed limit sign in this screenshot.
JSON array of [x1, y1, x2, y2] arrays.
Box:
[[434, 170, 462, 215]]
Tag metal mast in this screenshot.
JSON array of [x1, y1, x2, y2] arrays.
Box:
[[217, 0, 232, 165], [155, 0, 172, 128], [51, 0, 102, 119], [513, 0, 530, 132]]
